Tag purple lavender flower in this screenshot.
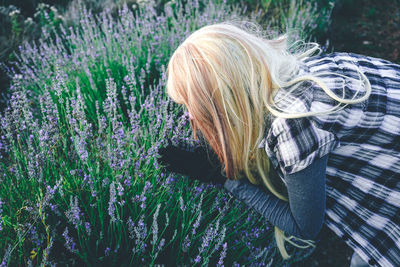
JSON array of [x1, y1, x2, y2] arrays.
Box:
[[192, 193, 204, 235], [196, 222, 220, 263], [104, 247, 110, 257], [143, 181, 152, 192], [124, 177, 132, 187], [133, 214, 148, 254], [127, 216, 135, 239], [192, 210, 202, 236], [182, 234, 191, 253], [217, 243, 228, 267], [85, 222, 91, 236], [116, 182, 124, 196], [65, 196, 82, 228], [102, 177, 109, 187], [179, 196, 186, 212], [151, 204, 161, 246], [0, 245, 12, 267], [62, 227, 77, 253], [153, 238, 165, 259], [108, 181, 117, 223]]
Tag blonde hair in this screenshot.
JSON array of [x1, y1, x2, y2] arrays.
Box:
[[166, 21, 371, 259]]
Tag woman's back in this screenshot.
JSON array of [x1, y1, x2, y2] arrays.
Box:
[[263, 52, 400, 267], [308, 52, 400, 147], [271, 52, 400, 143]]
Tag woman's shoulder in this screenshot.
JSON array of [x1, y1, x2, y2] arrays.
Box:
[[261, 114, 340, 175]]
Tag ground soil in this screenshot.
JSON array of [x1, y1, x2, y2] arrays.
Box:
[[291, 225, 354, 267], [327, 0, 400, 63], [292, 1, 400, 266]]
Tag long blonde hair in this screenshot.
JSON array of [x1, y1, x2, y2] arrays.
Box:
[[165, 21, 370, 259]]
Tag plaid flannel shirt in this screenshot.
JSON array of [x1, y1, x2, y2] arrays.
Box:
[[258, 52, 400, 267]]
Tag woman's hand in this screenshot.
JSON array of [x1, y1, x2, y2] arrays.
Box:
[[158, 139, 227, 185]]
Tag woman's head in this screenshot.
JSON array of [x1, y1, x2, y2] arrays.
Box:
[[166, 22, 302, 182]]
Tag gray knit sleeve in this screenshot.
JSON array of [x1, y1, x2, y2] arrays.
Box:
[[223, 155, 328, 240]]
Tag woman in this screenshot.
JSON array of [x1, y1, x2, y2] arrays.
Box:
[[158, 21, 400, 267]]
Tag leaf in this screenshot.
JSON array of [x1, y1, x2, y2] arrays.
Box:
[[30, 249, 37, 260]]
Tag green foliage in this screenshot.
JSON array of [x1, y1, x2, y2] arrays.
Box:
[[0, 0, 333, 265], [0, 0, 316, 266], [33, 3, 63, 29]]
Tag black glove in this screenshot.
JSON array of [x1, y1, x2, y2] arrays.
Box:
[[158, 139, 227, 185]]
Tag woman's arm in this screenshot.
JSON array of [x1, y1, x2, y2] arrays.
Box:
[[223, 155, 328, 240]]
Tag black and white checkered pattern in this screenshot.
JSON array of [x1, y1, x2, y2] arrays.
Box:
[[260, 52, 400, 267]]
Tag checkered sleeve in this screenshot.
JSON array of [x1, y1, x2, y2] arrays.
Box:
[[265, 116, 340, 175]]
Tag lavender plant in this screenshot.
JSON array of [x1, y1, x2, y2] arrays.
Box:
[[0, 0, 318, 265]]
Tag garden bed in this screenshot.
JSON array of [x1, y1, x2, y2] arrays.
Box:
[[0, 0, 327, 265]]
